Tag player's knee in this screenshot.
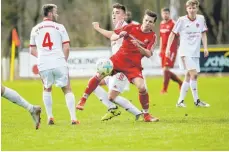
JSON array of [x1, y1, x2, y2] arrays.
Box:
[[1, 86, 5, 96], [62, 86, 72, 94], [44, 87, 52, 92], [96, 73, 105, 80], [108, 95, 115, 102], [138, 85, 146, 93], [190, 74, 198, 80]]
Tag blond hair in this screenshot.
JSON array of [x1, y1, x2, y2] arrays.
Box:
[[42, 4, 57, 17], [186, 0, 199, 7]]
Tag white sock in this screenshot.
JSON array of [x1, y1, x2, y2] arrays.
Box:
[[142, 109, 149, 114], [43, 91, 53, 119], [177, 81, 190, 104], [65, 92, 77, 121], [190, 80, 199, 103], [2, 87, 33, 112], [94, 86, 116, 109], [114, 96, 142, 116]]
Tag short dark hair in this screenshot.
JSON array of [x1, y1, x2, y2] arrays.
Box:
[[145, 9, 157, 22], [113, 3, 126, 13], [161, 7, 170, 12], [42, 4, 57, 17]]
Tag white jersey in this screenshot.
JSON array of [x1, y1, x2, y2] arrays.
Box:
[[172, 15, 208, 57], [30, 19, 70, 71], [111, 20, 128, 54]]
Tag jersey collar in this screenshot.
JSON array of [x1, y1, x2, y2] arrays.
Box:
[[43, 18, 52, 21]]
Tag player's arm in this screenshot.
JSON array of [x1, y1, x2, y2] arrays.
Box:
[[60, 25, 70, 61], [131, 34, 157, 58], [201, 32, 209, 57], [30, 47, 38, 57], [29, 27, 38, 57], [201, 17, 209, 57], [92, 22, 113, 39], [132, 41, 152, 58], [110, 24, 131, 41], [159, 37, 162, 55], [166, 18, 182, 57], [165, 32, 175, 57], [63, 43, 70, 61], [110, 31, 127, 41]]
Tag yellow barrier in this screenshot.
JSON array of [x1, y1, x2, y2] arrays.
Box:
[[200, 48, 229, 52]]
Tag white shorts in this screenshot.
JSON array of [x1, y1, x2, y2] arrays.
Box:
[[179, 56, 200, 72], [39, 66, 69, 89], [104, 72, 130, 93]]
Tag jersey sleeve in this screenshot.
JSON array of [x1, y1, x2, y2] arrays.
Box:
[[60, 25, 70, 44], [114, 24, 132, 34], [172, 17, 182, 35], [147, 34, 157, 53], [29, 27, 36, 47], [202, 17, 208, 33]]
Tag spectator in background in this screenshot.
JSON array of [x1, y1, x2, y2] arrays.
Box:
[[125, 11, 139, 25]]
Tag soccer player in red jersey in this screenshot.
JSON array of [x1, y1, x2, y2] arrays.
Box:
[[159, 8, 182, 94], [77, 9, 159, 122]]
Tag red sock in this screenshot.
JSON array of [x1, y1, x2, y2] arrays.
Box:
[[163, 70, 170, 91], [139, 92, 149, 110], [81, 76, 101, 100], [169, 71, 182, 85]]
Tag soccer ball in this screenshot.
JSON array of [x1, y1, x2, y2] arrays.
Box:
[[96, 58, 113, 76]]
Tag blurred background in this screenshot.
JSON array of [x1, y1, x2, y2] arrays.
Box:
[[1, 0, 229, 80]]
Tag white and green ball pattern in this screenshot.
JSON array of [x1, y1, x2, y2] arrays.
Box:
[[96, 59, 113, 76]]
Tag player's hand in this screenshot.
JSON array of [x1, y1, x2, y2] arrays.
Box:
[[165, 49, 170, 57], [92, 22, 100, 30], [119, 31, 128, 38], [204, 49, 209, 57], [131, 39, 141, 48]]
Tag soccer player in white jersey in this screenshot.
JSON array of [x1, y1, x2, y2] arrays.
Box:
[[1, 85, 41, 129], [30, 4, 79, 125], [165, 0, 210, 107], [76, 3, 143, 121]]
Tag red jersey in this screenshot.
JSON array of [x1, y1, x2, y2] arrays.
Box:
[[112, 24, 157, 68], [160, 19, 178, 53]]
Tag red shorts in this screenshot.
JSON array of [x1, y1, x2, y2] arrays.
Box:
[[160, 50, 177, 68], [110, 57, 143, 82]]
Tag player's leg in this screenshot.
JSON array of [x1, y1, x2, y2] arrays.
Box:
[[161, 66, 170, 94], [161, 55, 170, 94], [95, 73, 142, 121], [108, 73, 142, 117], [1, 85, 41, 129], [76, 73, 105, 110], [167, 51, 182, 89], [53, 67, 79, 125], [94, 77, 117, 110], [132, 77, 159, 122], [40, 69, 54, 124], [188, 59, 210, 107], [176, 72, 190, 107]]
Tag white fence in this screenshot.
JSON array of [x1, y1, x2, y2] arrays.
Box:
[[18, 48, 183, 78]]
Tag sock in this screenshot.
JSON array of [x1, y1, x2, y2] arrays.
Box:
[[94, 86, 116, 109], [177, 81, 189, 103], [2, 87, 33, 112], [169, 71, 183, 85], [139, 92, 149, 111], [114, 96, 142, 116], [81, 76, 101, 101], [163, 70, 170, 91], [43, 91, 53, 119], [65, 92, 77, 121], [190, 80, 199, 103]]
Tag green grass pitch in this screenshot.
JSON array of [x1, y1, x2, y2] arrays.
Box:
[[1, 76, 229, 150]]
